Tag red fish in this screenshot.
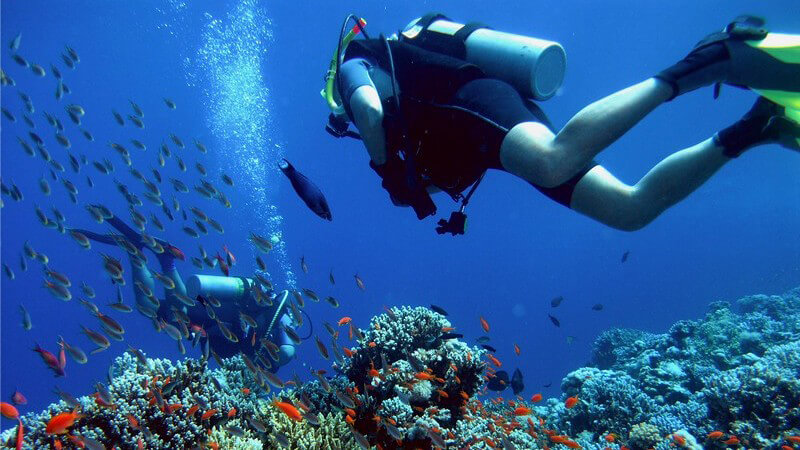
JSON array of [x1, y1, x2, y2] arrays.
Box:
[[215, 253, 229, 276], [565, 396, 579, 409], [167, 244, 185, 261], [514, 344, 521, 355], [227, 407, 237, 418], [33, 343, 66, 377], [724, 436, 739, 446], [337, 317, 352, 326], [11, 389, 27, 405], [222, 245, 236, 266], [46, 408, 83, 434], [187, 404, 199, 417], [273, 400, 303, 421], [707, 431, 724, 440], [201, 409, 217, 420], [514, 406, 532, 416], [530, 393, 543, 403], [479, 316, 490, 333], [1, 402, 19, 420]]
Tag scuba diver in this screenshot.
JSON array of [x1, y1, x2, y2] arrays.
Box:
[[323, 14, 800, 235], [72, 213, 298, 373]]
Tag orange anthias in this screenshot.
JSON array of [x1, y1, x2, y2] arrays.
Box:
[[565, 396, 579, 409], [479, 316, 490, 333], [338, 317, 352, 326], [513, 406, 532, 416], [273, 400, 303, 422], [530, 393, 543, 403], [0, 402, 19, 420], [45, 409, 83, 435]]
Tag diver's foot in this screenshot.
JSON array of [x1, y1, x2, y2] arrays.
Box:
[[656, 16, 800, 100], [716, 97, 798, 157]]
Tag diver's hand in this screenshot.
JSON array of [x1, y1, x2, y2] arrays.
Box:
[[370, 157, 436, 219]]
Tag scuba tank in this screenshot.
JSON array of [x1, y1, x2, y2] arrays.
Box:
[[400, 14, 566, 100], [185, 274, 258, 304]]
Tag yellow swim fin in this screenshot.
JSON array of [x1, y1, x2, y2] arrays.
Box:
[[748, 33, 800, 110]]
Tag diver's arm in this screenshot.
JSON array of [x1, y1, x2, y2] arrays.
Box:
[[350, 86, 387, 165], [339, 58, 387, 165]]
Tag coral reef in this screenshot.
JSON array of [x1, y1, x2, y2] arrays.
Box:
[[4, 293, 800, 449]]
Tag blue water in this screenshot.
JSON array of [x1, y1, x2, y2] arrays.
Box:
[[2, 0, 799, 432]]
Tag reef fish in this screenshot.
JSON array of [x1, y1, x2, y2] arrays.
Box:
[[511, 368, 524, 395], [279, 159, 332, 221], [487, 370, 509, 392]]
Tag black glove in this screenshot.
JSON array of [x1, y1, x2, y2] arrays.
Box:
[[370, 156, 437, 220]]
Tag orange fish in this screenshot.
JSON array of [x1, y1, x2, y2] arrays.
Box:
[[45, 409, 83, 435], [672, 434, 686, 446], [782, 446, 793, 450], [605, 434, 615, 443], [201, 408, 218, 420], [565, 396, 579, 409], [787, 436, 800, 444], [126, 414, 139, 430], [368, 341, 377, 348], [564, 440, 581, 449], [513, 407, 532, 416], [345, 408, 356, 418], [343, 347, 354, 358], [514, 344, 521, 355], [441, 327, 455, 332], [488, 354, 502, 367], [1, 402, 19, 420], [273, 400, 303, 421], [479, 316, 490, 333], [345, 415, 355, 425], [338, 317, 352, 326], [53, 438, 62, 450], [241, 388, 251, 395], [165, 403, 183, 414], [724, 436, 739, 446], [437, 390, 449, 398], [531, 393, 543, 403], [460, 391, 469, 400], [187, 404, 199, 417], [227, 407, 237, 418], [368, 369, 380, 378], [415, 372, 435, 381], [707, 431, 724, 440]]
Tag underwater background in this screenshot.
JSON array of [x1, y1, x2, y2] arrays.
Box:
[[1, 0, 800, 448]]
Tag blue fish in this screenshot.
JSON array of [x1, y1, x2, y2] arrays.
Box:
[[279, 159, 332, 221]]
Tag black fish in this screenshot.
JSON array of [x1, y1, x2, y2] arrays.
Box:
[[511, 368, 524, 395], [543, 381, 552, 388], [430, 304, 448, 316], [481, 344, 497, 353], [440, 332, 463, 340], [621, 250, 630, 263], [476, 336, 491, 344], [550, 296, 564, 308], [591, 303, 604, 311], [487, 370, 509, 392], [547, 314, 560, 327], [279, 159, 332, 221]]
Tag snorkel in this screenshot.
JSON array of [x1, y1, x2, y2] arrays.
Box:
[[322, 15, 367, 115]]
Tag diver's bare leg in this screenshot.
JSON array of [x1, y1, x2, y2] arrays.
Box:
[[500, 79, 673, 187], [569, 138, 729, 231]]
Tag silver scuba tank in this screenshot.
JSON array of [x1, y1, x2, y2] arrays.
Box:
[[186, 274, 256, 305], [402, 17, 566, 100]]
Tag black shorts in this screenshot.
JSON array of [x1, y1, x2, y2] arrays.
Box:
[[445, 78, 597, 207]]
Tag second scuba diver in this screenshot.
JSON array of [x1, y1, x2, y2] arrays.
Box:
[[324, 14, 800, 234], [72, 213, 299, 373]]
